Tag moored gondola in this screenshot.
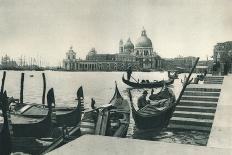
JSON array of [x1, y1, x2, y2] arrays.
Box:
[[129, 57, 200, 130], [122, 75, 174, 89], [80, 82, 130, 137], [128, 87, 176, 130], [0, 88, 55, 138], [11, 87, 83, 127]]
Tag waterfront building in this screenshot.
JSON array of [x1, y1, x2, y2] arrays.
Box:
[[63, 46, 78, 70], [213, 41, 232, 75], [63, 28, 163, 71], [163, 56, 198, 72]]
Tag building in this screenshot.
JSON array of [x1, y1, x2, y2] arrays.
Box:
[[63, 28, 163, 71], [0, 54, 18, 69], [63, 46, 78, 70], [213, 41, 232, 75], [163, 56, 198, 72]]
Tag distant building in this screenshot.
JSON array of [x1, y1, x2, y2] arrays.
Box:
[[63, 46, 78, 70], [213, 41, 232, 75], [0, 54, 18, 69], [163, 56, 198, 72], [63, 28, 163, 71]]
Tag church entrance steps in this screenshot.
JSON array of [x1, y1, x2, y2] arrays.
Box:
[[180, 100, 217, 107]]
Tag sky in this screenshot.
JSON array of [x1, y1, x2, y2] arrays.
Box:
[[0, 0, 232, 66]]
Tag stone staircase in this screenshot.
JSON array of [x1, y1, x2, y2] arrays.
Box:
[[168, 76, 224, 131]]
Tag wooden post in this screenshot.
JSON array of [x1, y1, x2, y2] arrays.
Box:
[[42, 73, 46, 105], [0, 71, 6, 94], [20, 73, 24, 104]]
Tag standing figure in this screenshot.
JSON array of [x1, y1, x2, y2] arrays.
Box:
[[91, 98, 96, 110], [127, 66, 132, 80]]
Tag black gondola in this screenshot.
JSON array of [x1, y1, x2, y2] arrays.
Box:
[[0, 88, 54, 138], [128, 87, 176, 130], [129, 57, 200, 130], [10, 87, 83, 127], [122, 75, 174, 89], [80, 83, 130, 137]]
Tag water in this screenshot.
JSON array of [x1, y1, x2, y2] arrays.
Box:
[[0, 70, 209, 146]]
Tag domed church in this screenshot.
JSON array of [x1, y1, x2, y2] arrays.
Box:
[[119, 28, 162, 69], [63, 28, 163, 71]]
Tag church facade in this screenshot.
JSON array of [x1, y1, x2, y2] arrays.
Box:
[[63, 28, 163, 71]]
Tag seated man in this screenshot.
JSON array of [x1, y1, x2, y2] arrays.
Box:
[[137, 90, 150, 109]]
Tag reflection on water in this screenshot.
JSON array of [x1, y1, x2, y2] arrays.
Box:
[[0, 70, 209, 146]]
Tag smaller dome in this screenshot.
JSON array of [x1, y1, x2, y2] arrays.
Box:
[[124, 38, 134, 49], [88, 48, 97, 55]]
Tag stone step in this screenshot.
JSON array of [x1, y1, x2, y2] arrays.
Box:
[[179, 100, 217, 107], [204, 80, 223, 82], [204, 76, 224, 79], [204, 82, 223, 84], [185, 87, 221, 92], [205, 77, 224, 80], [183, 91, 220, 97], [168, 124, 212, 131], [175, 106, 216, 113], [172, 111, 215, 119], [169, 117, 213, 127], [181, 95, 219, 102]]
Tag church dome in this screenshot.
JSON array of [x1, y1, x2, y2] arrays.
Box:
[[135, 29, 152, 48], [88, 48, 97, 55], [124, 38, 134, 49]]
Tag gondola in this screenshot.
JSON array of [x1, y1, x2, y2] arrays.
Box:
[[80, 83, 130, 137], [122, 75, 174, 89], [128, 87, 176, 130], [129, 57, 200, 130], [10, 87, 83, 127], [0, 88, 54, 138]]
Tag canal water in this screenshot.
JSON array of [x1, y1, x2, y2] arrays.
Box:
[[0, 71, 209, 146]]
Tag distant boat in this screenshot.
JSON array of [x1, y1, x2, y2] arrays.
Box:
[[29, 75, 34, 77], [122, 75, 174, 89]]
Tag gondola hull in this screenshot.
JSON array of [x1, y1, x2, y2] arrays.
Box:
[[17, 103, 82, 127], [129, 88, 176, 130], [122, 76, 174, 88], [131, 105, 175, 130]]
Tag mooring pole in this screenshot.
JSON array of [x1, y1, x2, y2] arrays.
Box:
[[42, 73, 46, 105], [0, 71, 6, 94], [20, 73, 24, 104]]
